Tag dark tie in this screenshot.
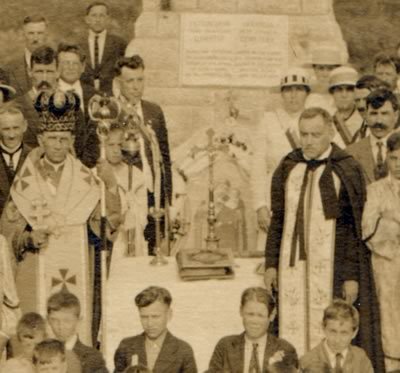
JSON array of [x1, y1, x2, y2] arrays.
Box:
[[290, 159, 327, 266], [335, 353, 343, 373], [249, 343, 261, 373], [374, 141, 388, 180], [94, 34, 100, 69], [1, 146, 21, 180]]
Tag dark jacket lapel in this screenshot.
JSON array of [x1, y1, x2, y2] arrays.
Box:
[[227, 333, 245, 373], [152, 331, 179, 372]]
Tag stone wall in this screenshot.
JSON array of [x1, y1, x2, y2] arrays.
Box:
[[127, 0, 347, 151]]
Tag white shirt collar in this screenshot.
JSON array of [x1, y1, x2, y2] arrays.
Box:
[[89, 28, 107, 40], [1, 142, 22, 154], [64, 334, 78, 350], [323, 339, 348, 369], [244, 333, 267, 370], [58, 79, 82, 93]]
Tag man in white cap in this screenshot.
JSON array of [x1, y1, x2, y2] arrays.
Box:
[[305, 46, 343, 114], [251, 67, 310, 247], [329, 66, 363, 147]]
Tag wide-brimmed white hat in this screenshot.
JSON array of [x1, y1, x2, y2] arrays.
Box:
[[328, 66, 358, 91]]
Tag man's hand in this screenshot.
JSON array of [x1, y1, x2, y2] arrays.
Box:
[[343, 280, 359, 304], [30, 229, 50, 250], [257, 206, 271, 232], [96, 159, 117, 190], [264, 267, 278, 294]]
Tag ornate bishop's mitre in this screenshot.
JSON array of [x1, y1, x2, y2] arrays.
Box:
[[34, 90, 80, 132]]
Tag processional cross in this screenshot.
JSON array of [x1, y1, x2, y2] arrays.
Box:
[[190, 128, 229, 251]]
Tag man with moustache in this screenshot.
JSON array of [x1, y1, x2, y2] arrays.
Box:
[[347, 88, 399, 184], [329, 66, 363, 147], [7, 15, 49, 96], [264, 107, 383, 370], [16, 46, 58, 148], [352, 75, 390, 143]]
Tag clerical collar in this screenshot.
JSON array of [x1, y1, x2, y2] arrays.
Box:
[[303, 144, 332, 161], [43, 156, 66, 171], [323, 339, 348, 367], [64, 334, 78, 351], [145, 330, 167, 350], [0, 142, 22, 155]]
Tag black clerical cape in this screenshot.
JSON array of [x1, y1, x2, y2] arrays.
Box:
[[265, 144, 384, 372]]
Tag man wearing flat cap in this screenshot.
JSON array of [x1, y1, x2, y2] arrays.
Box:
[[329, 66, 363, 147], [0, 90, 122, 345]]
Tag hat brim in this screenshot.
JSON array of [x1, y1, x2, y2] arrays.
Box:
[[0, 84, 17, 99], [329, 83, 356, 92]]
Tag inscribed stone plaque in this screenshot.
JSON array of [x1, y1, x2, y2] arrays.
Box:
[[180, 13, 288, 87]]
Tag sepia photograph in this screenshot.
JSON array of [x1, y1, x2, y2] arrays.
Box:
[[0, 0, 396, 372]]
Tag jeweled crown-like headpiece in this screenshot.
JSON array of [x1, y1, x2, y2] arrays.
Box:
[[34, 90, 80, 132]]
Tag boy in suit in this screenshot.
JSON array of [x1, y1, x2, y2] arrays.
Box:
[[300, 299, 373, 373], [46, 291, 108, 373], [207, 287, 298, 373], [114, 286, 197, 373]]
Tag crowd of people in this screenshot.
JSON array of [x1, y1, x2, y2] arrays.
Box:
[[0, 0, 398, 372]]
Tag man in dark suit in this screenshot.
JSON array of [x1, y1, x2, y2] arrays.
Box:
[[15, 45, 58, 149], [207, 287, 298, 373], [7, 15, 49, 97], [0, 105, 31, 218], [115, 55, 172, 255], [47, 291, 108, 373], [347, 88, 399, 184], [80, 1, 127, 95], [56, 42, 99, 168], [114, 286, 197, 373]]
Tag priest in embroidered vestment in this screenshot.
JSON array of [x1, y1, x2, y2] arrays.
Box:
[[264, 107, 384, 372], [0, 90, 121, 345], [362, 131, 400, 372]]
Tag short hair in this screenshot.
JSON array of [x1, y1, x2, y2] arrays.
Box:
[[135, 286, 172, 308], [387, 131, 400, 152], [47, 291, 81, 317], [23, 15, 47, 26], [366, 88, 399, 112], [31, 46, 56, 68], [299, 107, 333, 128], [373, 52, 399, 73], [17, 312, 46, 336], [32, 339, 66, 366], [355, 75, 390, 91], [0, 102, 24, 120], [115, 55, 145, 77], [240, 287, 275, 315], [86, 1, 109, 15], [322, 299, 359, 331], [57, 42, 86, 64]]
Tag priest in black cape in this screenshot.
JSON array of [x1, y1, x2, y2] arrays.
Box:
[[263, 107, 384, 372]]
